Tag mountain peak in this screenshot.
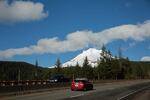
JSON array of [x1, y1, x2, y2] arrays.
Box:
[[83, 48, 100, 53], [62, 48, 102, 67]]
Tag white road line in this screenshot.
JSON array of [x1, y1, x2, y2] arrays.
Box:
[[117, 86, 150, 100], [70, 94, 84, 98]]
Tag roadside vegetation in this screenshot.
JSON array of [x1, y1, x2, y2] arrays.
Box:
[[0, 46, 150, 81], [51, 46, 150, 80]]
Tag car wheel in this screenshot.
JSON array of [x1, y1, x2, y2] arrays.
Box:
[[71, 89, 74, 91], [91, 86, 93, 90]]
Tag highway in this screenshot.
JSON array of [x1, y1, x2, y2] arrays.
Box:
[[131, 87, 150, 100], [1, 80, 150, 100]]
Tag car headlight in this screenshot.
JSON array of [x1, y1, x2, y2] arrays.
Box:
[[54, 79, 58, 82]]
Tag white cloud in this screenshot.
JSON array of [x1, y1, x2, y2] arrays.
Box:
[[0, 20, 150, 58], [0, 0, 48, 23], [141, 56, 150, 61]]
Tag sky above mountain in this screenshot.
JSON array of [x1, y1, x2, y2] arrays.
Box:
[[0, 0, 150, 67]]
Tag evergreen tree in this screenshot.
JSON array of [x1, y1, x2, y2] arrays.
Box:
[[111, 59, 120, 79], [117, 47, 125, 79], [98, 45, 107, 79], [135, 65, 144, 79], [98, 45, 113, 79], [63, 66, 74, 79], [82, 56, 89, 77], [74, 62, 81, 78], [124, 57, 132, 79], [55, 58, 62, 74], [82, 57, 93, 79], [101, 45, 107, 62]]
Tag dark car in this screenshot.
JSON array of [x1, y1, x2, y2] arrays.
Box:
[[71, 78, 93, 91], [49, 74, 70, 82]]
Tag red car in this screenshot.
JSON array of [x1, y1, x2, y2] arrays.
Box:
[[71, 78, 93, 91]]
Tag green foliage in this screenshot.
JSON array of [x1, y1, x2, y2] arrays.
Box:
[[98, 45, 113, 79], [0, 48, 150, 81], [56, 58, 61, 71], [82, 57, 94, 79], [0, 61, 47, 81], [110, 59, 120, 79], [63, 66, 74, 79], [74, 62, 82, 78], [53, 58, 62, 75], [130, 61, 150, 79]]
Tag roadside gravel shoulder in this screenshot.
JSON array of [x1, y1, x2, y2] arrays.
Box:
[[132, 88, 150, 100]]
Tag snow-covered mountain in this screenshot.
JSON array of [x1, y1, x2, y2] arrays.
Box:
[[62, 48, 102, 67]]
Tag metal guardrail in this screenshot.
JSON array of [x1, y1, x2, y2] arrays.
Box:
[[0, 80, 70, 95], [0, 80, 50, 86]]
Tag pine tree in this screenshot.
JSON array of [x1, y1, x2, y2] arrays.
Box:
[[98, 45, 113, 79], [124, 57, 132, 79], [135, 65, 144, 79], [82, 56, 93, 79], [74, 62, 81, 78], [98, 45, 107, 79], [111, 58, 120, 79], [55, 58, 62, 74]]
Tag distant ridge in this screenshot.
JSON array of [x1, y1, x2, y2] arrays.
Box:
[[0, 61, 47, 80]]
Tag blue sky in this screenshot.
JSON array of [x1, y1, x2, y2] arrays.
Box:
[[0, 0, 150, 67]]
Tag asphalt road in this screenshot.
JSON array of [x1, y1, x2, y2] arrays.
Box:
[[1, 80, 150, 100], [131, 87, 150, 100]]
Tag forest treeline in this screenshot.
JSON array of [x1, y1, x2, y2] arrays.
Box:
[[0, 61, 48, 81], [51, 46, 150, 80], [0, 47, 150, 81]]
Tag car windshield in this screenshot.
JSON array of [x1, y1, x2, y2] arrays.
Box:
[[50, 74, 64, 79]]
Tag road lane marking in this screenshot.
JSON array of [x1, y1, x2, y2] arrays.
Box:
[[117, 86, 150, 100], [70, 94, 84, 98]]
